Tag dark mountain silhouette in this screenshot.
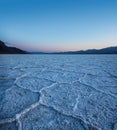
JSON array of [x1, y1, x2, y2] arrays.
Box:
[[0, 40, 27, 54]]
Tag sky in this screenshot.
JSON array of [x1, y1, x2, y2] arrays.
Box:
[[0, 0, 117, 52]]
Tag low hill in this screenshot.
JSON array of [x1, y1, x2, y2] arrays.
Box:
[[0, 40, 27, 54]]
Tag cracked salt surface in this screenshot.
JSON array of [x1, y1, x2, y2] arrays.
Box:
[[0, 54, 117, 130]]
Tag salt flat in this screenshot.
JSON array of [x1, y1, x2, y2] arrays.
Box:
[[0, 54, 117, 130]]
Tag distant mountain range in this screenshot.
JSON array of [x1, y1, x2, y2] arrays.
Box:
[[32, 46, 117, 54], [52, 46, 117, 54], [0, 40, 27, 54], [0, 40, 117, 54]]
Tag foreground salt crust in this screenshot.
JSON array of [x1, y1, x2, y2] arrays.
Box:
[[0, 55, 117, 130]]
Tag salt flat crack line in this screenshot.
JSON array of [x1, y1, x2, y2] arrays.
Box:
[[73, 95, 80, 113], [0, 102, 40, 126], [39, 102, 89, 130], [78, 79, 117, 99], [0, 117, 16, 125], [39, 82, 58, 92]]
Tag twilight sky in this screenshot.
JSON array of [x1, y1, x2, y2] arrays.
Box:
[[0, 0, 117, 52]]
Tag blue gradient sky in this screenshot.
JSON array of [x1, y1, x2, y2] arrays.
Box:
[[0, 0, 117, 52]]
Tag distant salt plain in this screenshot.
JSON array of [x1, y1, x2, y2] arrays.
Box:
[[0, 54, 117, 130]]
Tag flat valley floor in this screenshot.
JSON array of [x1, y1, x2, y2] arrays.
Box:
[[0, 55, 117, 130]]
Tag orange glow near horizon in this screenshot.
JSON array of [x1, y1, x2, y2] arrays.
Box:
[[12, 42, 117, 52]]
